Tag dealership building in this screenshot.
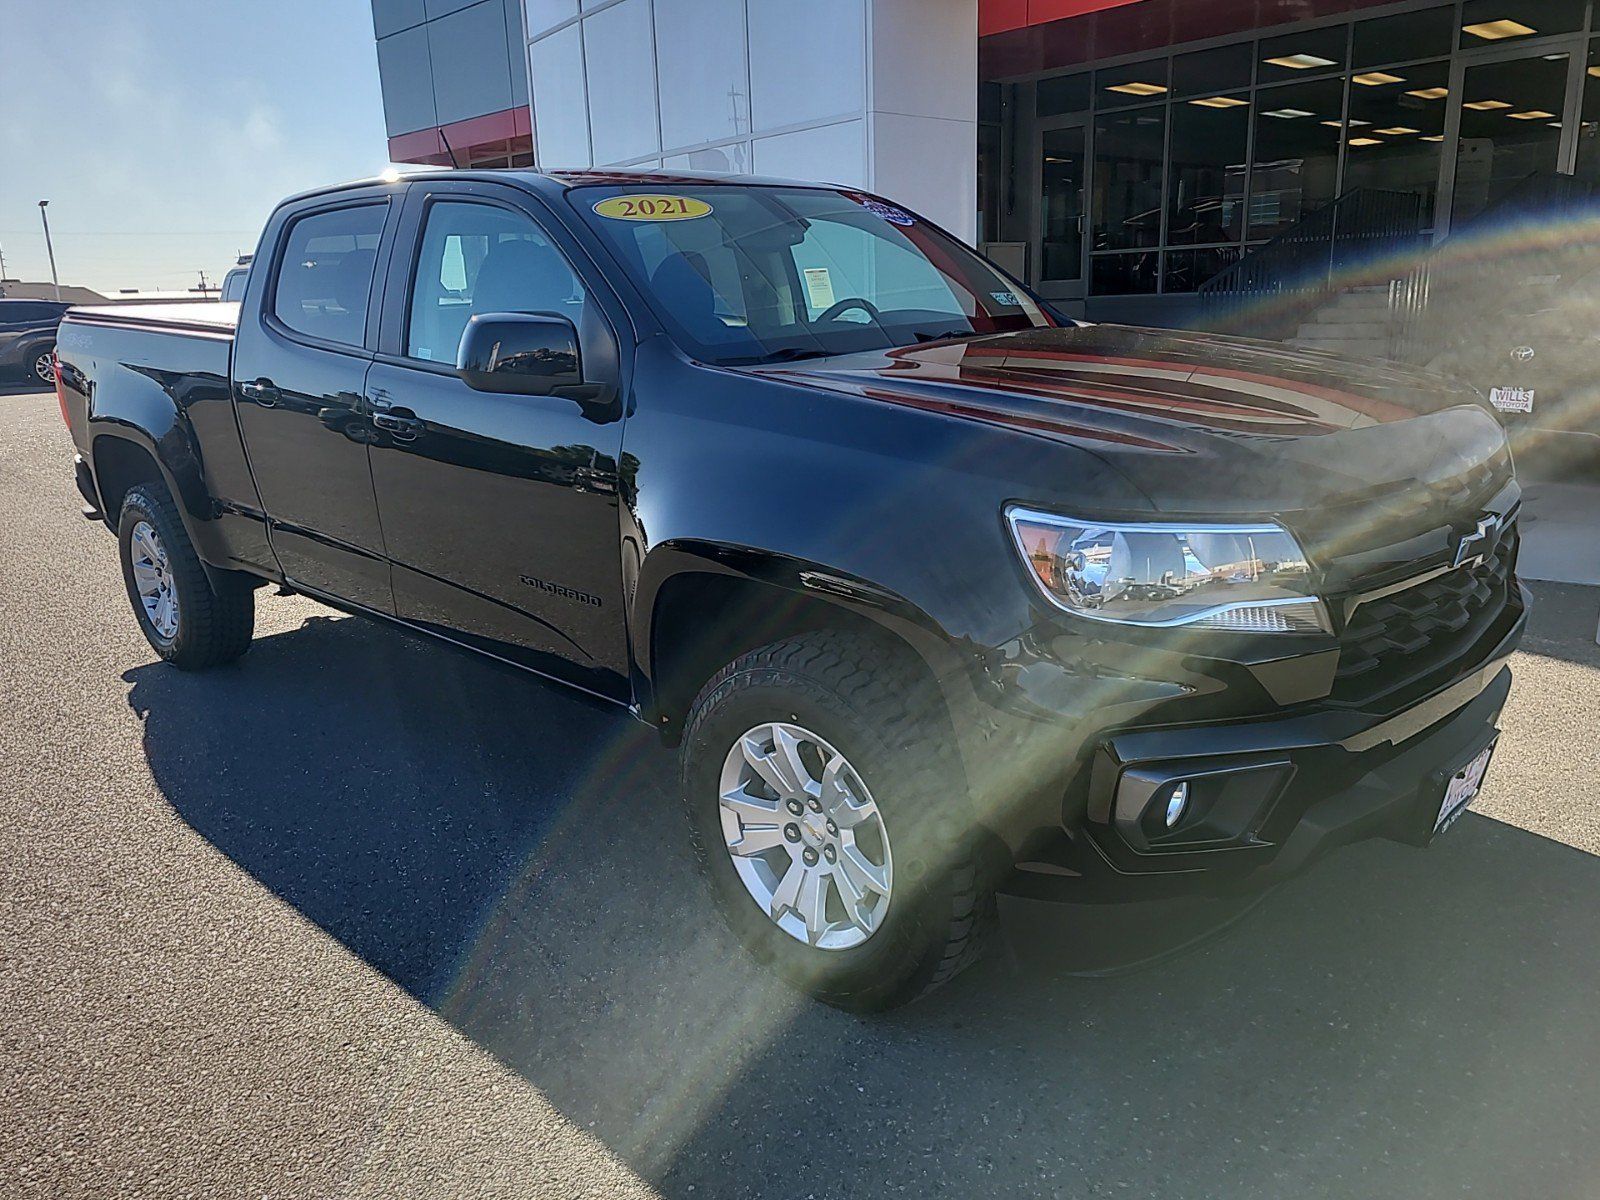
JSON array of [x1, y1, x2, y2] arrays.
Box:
[[371, 0, 1600, 327]]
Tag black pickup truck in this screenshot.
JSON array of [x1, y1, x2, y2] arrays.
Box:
[[56, 170, 1526, 1010]]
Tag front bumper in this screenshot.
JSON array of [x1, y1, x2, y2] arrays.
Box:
[[977, 585, 1527, 904]]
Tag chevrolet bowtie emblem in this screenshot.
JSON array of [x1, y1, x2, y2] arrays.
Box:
[[1453, 515, 1501, 571]]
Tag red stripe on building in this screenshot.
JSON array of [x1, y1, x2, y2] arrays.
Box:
[[387, 106, 534, 167], [981, 0, 1402, 77], [980, 0, 1145, 37]]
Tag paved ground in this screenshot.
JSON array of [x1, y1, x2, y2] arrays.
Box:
[[4, 385, 1600, 1199]]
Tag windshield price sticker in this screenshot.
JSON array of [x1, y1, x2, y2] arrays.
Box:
[[593, 194, 712, 222]]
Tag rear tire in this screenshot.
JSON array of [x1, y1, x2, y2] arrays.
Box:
[[681, 630, 992, 1011], [118, 482, 254, 669]]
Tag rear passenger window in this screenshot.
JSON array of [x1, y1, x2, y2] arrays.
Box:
[[406, 200, 586, 364], [272, 205, 386, 347]]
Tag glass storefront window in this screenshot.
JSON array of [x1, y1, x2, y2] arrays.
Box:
[[1342, 60, 1448, 229], [1038, 73, 1091, 119], [1259, 26, 1347, 85], [1091, 252, 1159, 295], [1168, 95, 1249, 245], [1460, 0, 1585, 49], [1452, 53, 1571, 226], [1095, 59, 1171, 110], [1579, 41, 1600, 184], [1164, 246, 1245, 293], [1092, 106, 1167, 251], [1041, 126, 1088, 281], [1249, 78, 1345, 240], [1028, 0, 1600, 298], [1173, 43, 1255, 98], [1353, 6, 1454, 68]]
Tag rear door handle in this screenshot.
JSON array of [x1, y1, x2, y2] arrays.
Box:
[[239, 379, 279, 407]]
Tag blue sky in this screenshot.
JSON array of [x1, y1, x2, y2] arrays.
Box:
[[0, 1, 397, 293]]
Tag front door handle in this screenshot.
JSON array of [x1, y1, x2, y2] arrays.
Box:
[[371, 407, 422, 441], [239, 378, 279, 407]]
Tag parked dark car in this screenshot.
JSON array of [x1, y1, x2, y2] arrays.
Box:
[[54, 171, 1526, 1010], [0, 297, 70, 384]]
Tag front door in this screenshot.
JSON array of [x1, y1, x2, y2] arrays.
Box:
[[231, 194, 396, 611], [1035, 116, 1090, 301], [1444, 41, 1585, 229], [363, 184, 631, 701]]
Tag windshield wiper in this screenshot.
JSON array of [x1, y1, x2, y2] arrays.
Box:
[[727, 346, 834, 365], [912, 329, 983, 344]]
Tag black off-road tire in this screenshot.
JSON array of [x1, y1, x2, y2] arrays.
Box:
[[681, 630, 994, 1011], [118, 482, 255, 669]]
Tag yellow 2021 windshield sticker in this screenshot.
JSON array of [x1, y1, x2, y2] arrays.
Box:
[[592, 194, 712, 221]]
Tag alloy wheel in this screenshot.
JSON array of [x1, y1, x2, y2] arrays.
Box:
[[33, 351, 56, 385], [718, 722, 893, 950], [129, 520, 180, 640]]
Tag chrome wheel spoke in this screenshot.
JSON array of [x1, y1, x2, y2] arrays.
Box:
[[820, 755, 872, 828], [838, 844, 889, 898], [720, 784, 782, 827], [742, 727, 812, 799], [796, 870, 829, 945], [769, 857, 805, 918], [728, 822, 788, 858]]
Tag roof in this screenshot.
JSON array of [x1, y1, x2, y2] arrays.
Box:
[[0, 281, 106, 305], [281, 167, 851, 207]]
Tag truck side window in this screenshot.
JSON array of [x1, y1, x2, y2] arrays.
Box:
[[406, 201, 586, 364], [271, 204, 386, 348]]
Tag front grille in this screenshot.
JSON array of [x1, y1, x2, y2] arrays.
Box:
[[1332, 522, 1518, 706]]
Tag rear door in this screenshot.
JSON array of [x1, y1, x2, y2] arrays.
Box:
[[231, 189, 399, 611], [0, 302, 45, 369], [363, 180, 632, 700]]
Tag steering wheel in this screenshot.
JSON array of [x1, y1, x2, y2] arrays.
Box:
[[815, 297, 883, 324]]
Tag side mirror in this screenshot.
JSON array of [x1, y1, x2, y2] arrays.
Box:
[[457, 312, 583, 397]]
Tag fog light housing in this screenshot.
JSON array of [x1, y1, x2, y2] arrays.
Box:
[[1109, 757, 1295, 853]]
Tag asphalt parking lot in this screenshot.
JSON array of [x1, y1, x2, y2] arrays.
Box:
[[5, 385, 1600, 1199]]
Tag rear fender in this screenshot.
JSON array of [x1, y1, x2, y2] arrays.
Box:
[[84, 365, 234, 575]]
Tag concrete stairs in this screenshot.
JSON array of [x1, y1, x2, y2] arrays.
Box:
[[1286, 285, 1397, 360]]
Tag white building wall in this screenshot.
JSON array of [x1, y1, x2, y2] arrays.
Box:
[[523, 0, 977, 242]]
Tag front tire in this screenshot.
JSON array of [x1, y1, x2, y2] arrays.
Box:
[[25, 344, 56, 386], [118, 482, 254, 669], [681, 630, 992, 1011]]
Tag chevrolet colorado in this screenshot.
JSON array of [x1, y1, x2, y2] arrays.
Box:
[[55, 171, 1526, 1010]]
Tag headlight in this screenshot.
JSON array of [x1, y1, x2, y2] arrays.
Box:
[[1005, 506, 1331, 634]]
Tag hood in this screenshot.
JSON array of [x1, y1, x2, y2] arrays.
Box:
[[749, 325, 1510, 518]]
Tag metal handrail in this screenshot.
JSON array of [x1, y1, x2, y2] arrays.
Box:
[[1197, 187, 1427, 336]]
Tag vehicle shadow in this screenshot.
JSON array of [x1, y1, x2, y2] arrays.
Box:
[[123, 601, 1600, 1199]]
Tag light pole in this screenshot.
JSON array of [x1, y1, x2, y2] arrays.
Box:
[[37, 200, 60, 302]]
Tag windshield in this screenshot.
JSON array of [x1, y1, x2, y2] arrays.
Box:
[[571, 183, 1052, 364]]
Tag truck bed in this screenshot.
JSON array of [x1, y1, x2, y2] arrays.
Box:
[[65, 301, 239, 338]]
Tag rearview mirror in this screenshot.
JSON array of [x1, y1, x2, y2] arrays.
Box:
[[457, 312, 582, 396]]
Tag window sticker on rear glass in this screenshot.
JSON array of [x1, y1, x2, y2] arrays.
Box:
[[592, 195, 713, 222], [853, 198, 915, 227], [991, 291, 1020, 307]]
